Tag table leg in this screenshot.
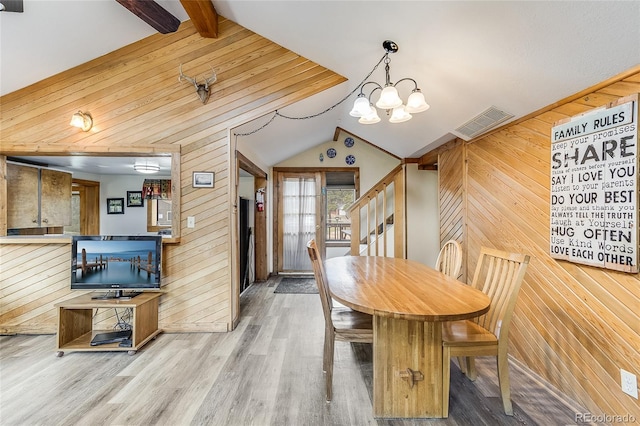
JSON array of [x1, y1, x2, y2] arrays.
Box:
[[373, 316, 443, 418]]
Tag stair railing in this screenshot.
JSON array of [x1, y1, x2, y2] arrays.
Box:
[[348, 164, 406, 258]]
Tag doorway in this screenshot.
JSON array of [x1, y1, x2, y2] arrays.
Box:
[[231, 152, 269, 328], [277, 171, 323, 273], [273, 168, 359, 273], [70, 179, 100, 235]]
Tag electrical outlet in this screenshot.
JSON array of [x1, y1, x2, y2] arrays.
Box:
[[621, 369, 638, 399], [187, 216, 195, 228]]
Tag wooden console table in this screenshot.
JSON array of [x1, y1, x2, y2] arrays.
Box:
[[54, 292, 162, 356]]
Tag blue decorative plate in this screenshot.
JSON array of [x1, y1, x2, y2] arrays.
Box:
[[345, 154, 356, 165], [344, 137, 355, 148], [327, 148, 337, 158]]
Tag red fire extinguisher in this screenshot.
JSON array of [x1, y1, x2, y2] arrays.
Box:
[[256, 188, 265, 212]]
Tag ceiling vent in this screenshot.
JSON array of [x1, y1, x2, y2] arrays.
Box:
[[454, 106, 514, 140]]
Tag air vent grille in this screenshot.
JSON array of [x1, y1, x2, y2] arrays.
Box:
[[454, 106, 514, 140]]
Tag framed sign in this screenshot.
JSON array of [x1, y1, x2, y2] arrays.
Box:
[[550, 94, 638, 272], [127, 191, 144, 207], [193, 171, 214, 188], [107, 198, 125, 215]]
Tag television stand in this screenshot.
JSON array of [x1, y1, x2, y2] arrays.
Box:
[[91, 290, 142, 300], [54, 292, 162, 357]]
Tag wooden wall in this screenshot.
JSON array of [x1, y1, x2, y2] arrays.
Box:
[[437, 68, 640, 419], [438, 141, 467, 283], [0, 17, 345, 333]]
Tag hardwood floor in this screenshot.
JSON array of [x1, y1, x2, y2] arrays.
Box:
[[0, 277, 587, 426]]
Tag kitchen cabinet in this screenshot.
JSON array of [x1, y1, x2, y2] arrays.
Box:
[[7, 164, 72, 229]]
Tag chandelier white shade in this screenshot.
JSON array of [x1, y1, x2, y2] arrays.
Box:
[[389, 105, 412, 123], [350, 40, 430, 124], [406, 90, 430, 113], [349, 95, 371, 117], [358, 104, 381, 124], [375, 86, 403, 110]]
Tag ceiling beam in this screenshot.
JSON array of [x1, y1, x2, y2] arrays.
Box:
[[115, 0, 180, 34], [180, 0, 218, 38]]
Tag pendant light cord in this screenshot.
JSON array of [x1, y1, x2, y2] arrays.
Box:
[[234, 53, 388, 137]]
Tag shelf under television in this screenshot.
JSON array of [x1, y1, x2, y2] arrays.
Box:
[[55, 292, 162, 356]]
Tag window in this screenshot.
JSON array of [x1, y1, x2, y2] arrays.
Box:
[[326, 188, 355, 244]]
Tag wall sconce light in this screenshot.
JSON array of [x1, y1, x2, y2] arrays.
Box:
[[70, 111, 93, 131], [349, 40, 430, 124], [134, 162, 160, 174]]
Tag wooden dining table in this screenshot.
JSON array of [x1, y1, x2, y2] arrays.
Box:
[[324, 255, 491, 419]]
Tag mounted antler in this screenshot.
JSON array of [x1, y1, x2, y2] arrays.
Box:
[[178, 64, 218, 104]]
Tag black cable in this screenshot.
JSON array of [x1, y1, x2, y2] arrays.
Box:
[[233, 53, 388, 137], [113, 308, 132, 331]]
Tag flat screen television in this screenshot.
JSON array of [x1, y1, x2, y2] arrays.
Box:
[[71, 235, 161, 299]]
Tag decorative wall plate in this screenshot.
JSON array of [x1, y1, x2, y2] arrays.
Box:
[[319, 153, 324, 162], [345, 154, 356, 165], [344, 137, 355, 148], [327, 148, 337, 158]]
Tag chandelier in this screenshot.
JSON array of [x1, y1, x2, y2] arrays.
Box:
[[349, 40, 430, 124]]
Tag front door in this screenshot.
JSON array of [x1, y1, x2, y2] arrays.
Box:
[[276, 172, 323, 273]]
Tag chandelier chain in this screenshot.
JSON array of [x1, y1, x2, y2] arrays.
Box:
[[234, 53, 388, 137]]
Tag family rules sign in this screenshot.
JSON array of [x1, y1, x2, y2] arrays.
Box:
[[550, 94, 638, 272]]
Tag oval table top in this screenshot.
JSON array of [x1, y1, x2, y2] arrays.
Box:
[[325, 256, 491, 322]]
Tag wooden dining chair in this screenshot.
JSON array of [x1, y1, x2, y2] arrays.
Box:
[[306, 239, 373, 401], [441, 246, 530, 417], [435, 239, 463, 278], [435, 239, 466, 372]]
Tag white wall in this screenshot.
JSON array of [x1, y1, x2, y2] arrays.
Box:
[[275, 133, 401, 191], [62, 166, 172, 236], [272, 133, 401, 270], [100, 175, 150, 235], [406, 164, 440, 267], [238, 133, 438, 273]]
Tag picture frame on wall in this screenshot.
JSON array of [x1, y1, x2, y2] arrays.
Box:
[[127, 191, 144, 207], [107, 198, 125, 214], [193, 171, 215, 188]]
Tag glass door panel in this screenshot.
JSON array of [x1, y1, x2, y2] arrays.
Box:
[[282, 176, 316, 271]]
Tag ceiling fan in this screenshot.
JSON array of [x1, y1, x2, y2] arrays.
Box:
[[0, 0, 23, 12]]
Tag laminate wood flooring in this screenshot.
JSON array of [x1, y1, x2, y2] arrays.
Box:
[[0, 277, 588, 426]]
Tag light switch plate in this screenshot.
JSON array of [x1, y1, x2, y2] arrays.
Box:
[[187, 216, 195, 228]]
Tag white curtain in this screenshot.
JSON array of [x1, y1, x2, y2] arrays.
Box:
[[283, 177, 316, 270]]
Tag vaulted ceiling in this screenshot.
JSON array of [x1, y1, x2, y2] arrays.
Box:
[[1, 1, 639, 168]]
